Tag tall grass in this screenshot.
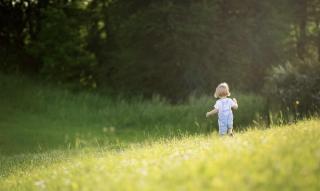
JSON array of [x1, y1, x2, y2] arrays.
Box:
[[1, 119, 319, 190], [0, 74, 265, 155], [1, 74, 319, 190]]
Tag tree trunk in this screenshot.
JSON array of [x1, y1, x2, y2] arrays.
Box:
[[297, 0, 308, 60]]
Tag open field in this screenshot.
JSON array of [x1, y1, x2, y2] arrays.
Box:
[[0, 74, 264, 155], [2, 1, 320, 190], [0, 74, 319, 190], [1, 120, 320, 190]]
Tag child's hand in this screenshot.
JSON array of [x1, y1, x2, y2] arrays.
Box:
[[232, 98, 238, 110], [232, 98, 237, 103], [206, 112, 210, 118]]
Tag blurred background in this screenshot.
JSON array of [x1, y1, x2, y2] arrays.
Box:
[[1, 0, 320, 121]]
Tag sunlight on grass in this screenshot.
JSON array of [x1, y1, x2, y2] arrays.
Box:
[[1, 120, 319, 191], [0, 74, 265, 155]]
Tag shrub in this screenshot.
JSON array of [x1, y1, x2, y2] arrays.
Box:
[[264, 59, 320, 119]]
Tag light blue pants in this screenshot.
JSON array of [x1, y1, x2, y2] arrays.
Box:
[[218, 120, 233, 135]]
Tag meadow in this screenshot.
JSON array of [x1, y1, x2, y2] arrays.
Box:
[[0, 74, 264, 155], [0, 74, 319, 190]]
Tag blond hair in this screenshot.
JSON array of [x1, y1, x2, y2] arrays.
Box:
[[214, 82, 231, 98]]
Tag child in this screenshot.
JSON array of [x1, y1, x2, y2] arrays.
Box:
[[206, 82, 238, 136]]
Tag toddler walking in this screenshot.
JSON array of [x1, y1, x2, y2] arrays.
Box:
[[206, 82, 238, 136]]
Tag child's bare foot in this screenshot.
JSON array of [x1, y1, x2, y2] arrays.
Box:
[[227, 128, 233, 137]]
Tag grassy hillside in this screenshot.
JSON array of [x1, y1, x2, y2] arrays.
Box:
[[1, 120, 319, 190], [0, 74, 319, 190], [0, 74, 264, 155]]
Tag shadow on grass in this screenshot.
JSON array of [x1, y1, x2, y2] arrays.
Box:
[[0, 117, 216, 178]]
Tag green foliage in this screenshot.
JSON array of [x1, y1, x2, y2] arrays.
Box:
[[104, 2, 220, 98], [265, 59, 320, 117], [28, 7, 97, 88], [0, 74, 265, 155], [96, 0, 291, 99], [0, 0, 297, 100], [2, 0, 320, 110]]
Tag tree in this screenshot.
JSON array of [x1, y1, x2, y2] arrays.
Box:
[[28, 6, 97, 88]]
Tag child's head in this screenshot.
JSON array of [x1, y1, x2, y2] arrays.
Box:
[[214, 82, 231, 98]]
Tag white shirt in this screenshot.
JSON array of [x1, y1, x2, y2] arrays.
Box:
[[214, 98, 236, 124]]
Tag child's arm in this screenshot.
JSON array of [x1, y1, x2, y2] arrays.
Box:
[[206, 108, 218, 118], [232, 98, 238, 110]]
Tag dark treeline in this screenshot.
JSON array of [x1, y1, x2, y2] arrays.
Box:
[[0, 0, 320, 108]]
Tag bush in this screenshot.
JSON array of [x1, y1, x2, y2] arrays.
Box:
[[265, 59, 320, 119]]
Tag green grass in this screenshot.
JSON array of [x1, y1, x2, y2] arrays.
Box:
[[1, 74, 319, 190], [1, 120, 320, 190], [0, 74, 264, 155]]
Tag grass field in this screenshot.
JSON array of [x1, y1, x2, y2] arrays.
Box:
[[1, 120, 320, 190], [0, 74, 319, 190], [0, 74, 264, 155]]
